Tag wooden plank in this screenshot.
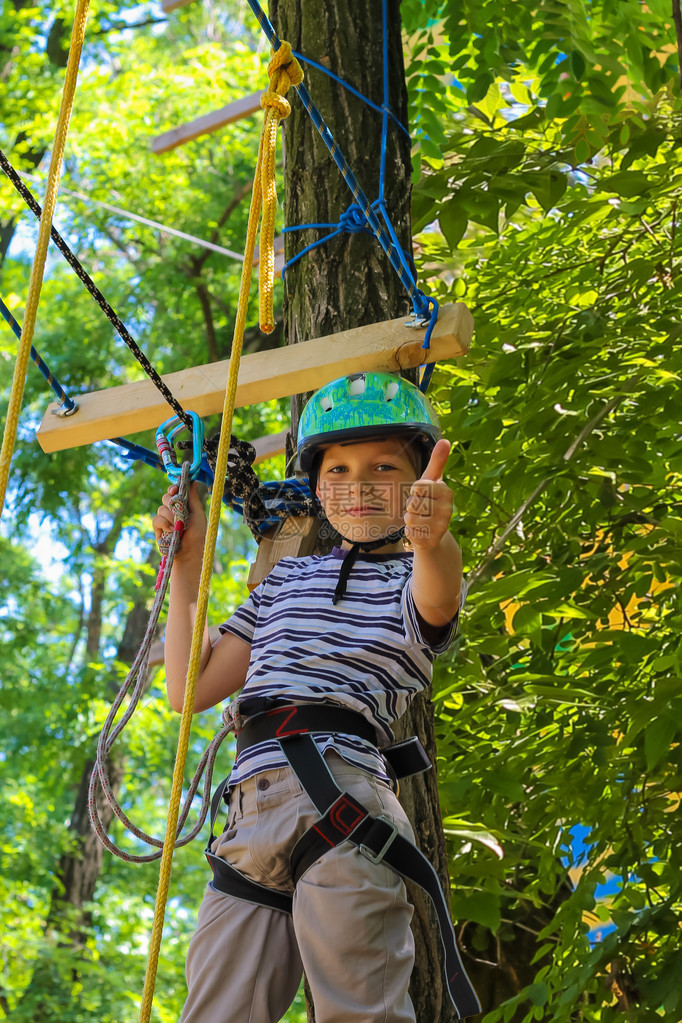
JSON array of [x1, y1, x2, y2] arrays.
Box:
[[161, 0, 196, 11], [36, 302, 473, 453], [247, 517, 318, 591], [251, 428, 287, 464], [151, 93, 262, 154]]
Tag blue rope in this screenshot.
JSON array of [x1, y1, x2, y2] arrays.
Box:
[[1, 296, 77, 414], [292, 51, 410, 141], [417, 298, 439, 393], [262, 0, 438, 390], [246, 0, 430, 322], [379, 0, 390, 204]]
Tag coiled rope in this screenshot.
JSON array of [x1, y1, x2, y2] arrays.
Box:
[[137, 42, 302, 1023], [0, 0, 90, 515], [88, 463, 233, 862]]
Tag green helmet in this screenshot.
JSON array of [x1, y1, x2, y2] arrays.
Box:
[[297, 371, 441, 474]]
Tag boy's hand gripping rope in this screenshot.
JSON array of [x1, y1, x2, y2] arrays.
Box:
[[137, 44, 301, 1023], [0, 0, 90, 516]]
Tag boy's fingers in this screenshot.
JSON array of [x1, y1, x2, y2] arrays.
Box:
[[419, 439, 450, 482], [419, 439, 451, 483]]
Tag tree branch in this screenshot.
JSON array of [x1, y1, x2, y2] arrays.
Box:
[[90, 17, 167, 36], [195, 280, 219, 362], [192, 179, 253, 273], [467, 392, 627, 589]]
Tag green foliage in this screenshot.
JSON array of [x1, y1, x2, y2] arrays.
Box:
[[1, 0, 681, 1020], [415, 44, 681, 1023]]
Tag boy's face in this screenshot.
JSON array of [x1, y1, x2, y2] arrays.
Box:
[[316, 436, 419, 547]]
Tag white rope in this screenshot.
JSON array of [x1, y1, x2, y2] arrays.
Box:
[[22, 173, 245, 261]]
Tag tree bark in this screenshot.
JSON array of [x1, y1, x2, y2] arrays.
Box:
[[270, 2, 458, 1019]]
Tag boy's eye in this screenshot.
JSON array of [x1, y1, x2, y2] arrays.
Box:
[[376, 463, 398, 471]]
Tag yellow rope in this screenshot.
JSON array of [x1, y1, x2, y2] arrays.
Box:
[[0, 0, 90, 517], [138, 42, 302, 1023], [258, 42, 303, 333]]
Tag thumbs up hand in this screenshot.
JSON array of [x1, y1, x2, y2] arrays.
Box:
[[404, 439, 454, 551]]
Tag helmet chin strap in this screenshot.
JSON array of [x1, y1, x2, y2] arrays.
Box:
[[332, 527, 405, 604]]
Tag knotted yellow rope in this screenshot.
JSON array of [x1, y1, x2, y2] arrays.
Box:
[[258, 41, 303, 333], [139, 42, 302, 1023], [0, 0, 90, 516]]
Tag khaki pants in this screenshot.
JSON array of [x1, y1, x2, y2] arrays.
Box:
[[180, 753, 416, 1023]]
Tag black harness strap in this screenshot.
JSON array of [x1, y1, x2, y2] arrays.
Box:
[[205, 776, 294, 915], [236, 702, 378, 754], [282, 734, 481, 1022]]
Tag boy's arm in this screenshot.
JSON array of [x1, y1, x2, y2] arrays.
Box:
[[153, 483, 251, 713], [411, 532, 463, 627], [405, 439, 463, 628]]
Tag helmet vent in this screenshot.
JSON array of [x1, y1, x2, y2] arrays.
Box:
[[320, 396, 333, 412], [384, 380, 399, 402], [348, 376, 366, 396]]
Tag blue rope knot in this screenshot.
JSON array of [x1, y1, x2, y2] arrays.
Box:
[[338, 203, 374, 235]]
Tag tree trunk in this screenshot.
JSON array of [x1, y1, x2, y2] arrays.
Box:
[[270, 2, 460, 1019]]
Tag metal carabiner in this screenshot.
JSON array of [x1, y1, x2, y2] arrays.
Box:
[[155, 412, 205, 483]]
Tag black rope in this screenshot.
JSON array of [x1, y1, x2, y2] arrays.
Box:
[[333, 529, 405, 604], [201, 433, 269, 536], [0, 148, 193, 432]]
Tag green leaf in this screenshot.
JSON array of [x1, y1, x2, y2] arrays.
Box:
[[468, 71, 494, 103], [438, 200, 468, 249], [450, 890, 501, 931], [512, 603, 542, 633], [459, 189, 500, 233], [597, 170, 653, 197], [522, 170, 568, 212], [574, 137, 591, 164], [443, 826, 505, 859], [644, 716, 677, 771], [528, 981, 549, 1007], [569, 50, 586, 81], [621, 127, 667, 171]]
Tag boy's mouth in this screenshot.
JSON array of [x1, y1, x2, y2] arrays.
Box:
[[344, 505, 385, 516]]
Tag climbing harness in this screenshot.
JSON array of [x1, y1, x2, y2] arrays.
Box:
[[206, 699, 481, 1022]]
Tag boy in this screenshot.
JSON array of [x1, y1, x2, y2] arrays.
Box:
[[153, 372, 479, 1023]]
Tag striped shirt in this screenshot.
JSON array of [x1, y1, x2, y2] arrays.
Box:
[[219, 546, 464, 786]]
